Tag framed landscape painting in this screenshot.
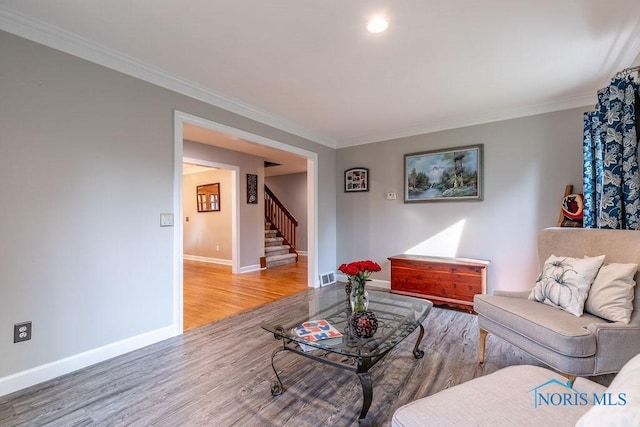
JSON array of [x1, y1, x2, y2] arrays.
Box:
[[404, 144, 483, 202]]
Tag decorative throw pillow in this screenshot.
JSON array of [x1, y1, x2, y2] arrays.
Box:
[[584, 263, 637, 324], [576, 352, 640, 426], [528, 255, 605, 316]]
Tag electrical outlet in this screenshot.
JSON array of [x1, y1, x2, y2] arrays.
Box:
[[14, 321, 32, 343]]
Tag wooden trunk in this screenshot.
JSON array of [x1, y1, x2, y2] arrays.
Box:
[[388, 254, 488, 312]]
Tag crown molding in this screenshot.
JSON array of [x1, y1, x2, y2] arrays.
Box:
[[3, 5, 638, 151], [0, 5, 337, 149], [336, 92, 597, 148]]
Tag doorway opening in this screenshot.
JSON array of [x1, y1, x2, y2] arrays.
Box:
[[173, 110, 319, 334]]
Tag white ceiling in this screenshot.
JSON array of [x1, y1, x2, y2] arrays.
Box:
[[183, 124, 307, 176], [183, 163, 216, 176], [1, 1, 640, 150]]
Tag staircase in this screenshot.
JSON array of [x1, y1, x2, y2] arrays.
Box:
[[264, 221, 297, 267], [264, 185, 298, 268]]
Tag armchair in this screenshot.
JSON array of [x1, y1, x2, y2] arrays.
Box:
[[474, 227, 640, 380]]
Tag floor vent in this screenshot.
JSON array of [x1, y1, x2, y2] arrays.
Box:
[[320, 272, 336, 286]]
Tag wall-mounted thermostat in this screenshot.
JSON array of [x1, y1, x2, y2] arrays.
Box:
[[386, 192, 397, 200]]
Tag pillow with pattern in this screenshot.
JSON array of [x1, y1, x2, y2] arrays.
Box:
[[529, 255, 605, 316]]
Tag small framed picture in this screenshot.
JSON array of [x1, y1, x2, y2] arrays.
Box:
[[344, 167, 369, 192], [247, 173, 258, 204]]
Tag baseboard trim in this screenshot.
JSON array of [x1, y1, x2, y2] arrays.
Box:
[[183, 254, 232, 266], [238, 264, 263, 274], [184, 255, 261, 273], [335, 274, 391, 290], [369, 279, 391, 290], [0, 325, 175, 397]]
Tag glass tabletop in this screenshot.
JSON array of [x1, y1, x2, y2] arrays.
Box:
[[261, 286, 433, 359]]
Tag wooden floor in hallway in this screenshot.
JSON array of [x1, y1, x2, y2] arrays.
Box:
[[183, 255, 309, 331]]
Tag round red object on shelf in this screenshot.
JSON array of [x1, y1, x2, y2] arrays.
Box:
[[562, 194, 584, 220]]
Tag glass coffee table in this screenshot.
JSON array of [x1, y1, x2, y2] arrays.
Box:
[[261, 286, 433, 423]]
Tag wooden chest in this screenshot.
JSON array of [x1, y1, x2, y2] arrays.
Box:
[[388, 254, 488, 312]]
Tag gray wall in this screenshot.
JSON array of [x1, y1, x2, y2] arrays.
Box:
[[337, 107, 587, 293], [0, 30, 336, 384], [265, 173, 308, 252]]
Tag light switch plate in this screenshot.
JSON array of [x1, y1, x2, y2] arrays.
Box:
[[160, 213, 174, 227]]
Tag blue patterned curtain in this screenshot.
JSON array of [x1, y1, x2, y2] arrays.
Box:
[[583, 75, 640, 229]]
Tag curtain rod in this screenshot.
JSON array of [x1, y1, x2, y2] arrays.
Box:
[[615, 65, 640, 77]]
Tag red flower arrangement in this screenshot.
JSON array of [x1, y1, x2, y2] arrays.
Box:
[[338, 260, 382, 285], [340, 260, 382, 329]]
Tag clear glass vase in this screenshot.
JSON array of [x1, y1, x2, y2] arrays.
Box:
[[349, 279, 369, 312]]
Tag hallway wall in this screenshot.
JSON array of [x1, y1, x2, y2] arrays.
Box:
[[183, 168, 233, 262]]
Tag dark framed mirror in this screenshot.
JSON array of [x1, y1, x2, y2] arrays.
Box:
[[197, 183, 220, 212]]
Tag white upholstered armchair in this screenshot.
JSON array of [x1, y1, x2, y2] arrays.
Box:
[[474, 227, 640, 379]]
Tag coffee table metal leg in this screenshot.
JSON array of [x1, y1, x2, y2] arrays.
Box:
[[412, 324, 425, 359], [357, 371, 373, 421], [270, 346, 286, 396]]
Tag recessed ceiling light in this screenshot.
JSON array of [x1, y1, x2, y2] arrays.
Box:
[[367, 17, 388, 34]]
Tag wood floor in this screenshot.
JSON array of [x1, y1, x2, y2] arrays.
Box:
[[183, 256, 309, 330], [0, 284, 614, 427]]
